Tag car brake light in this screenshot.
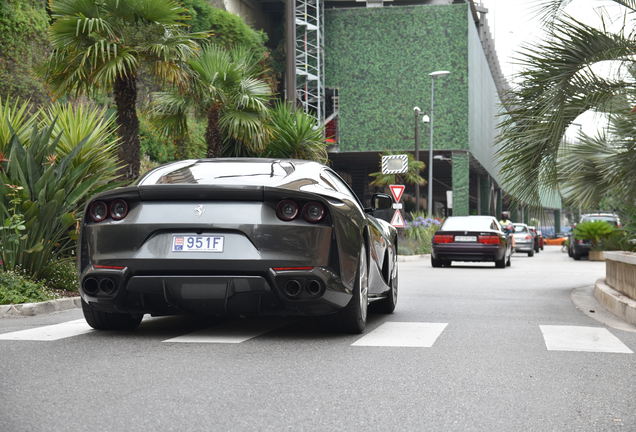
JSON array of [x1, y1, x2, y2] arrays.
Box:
[[272, 267, 314, 271], [433, 234, 454, 244], [478, 235, 500, 245], [302, 201, 326, 223], [88, 201, 108, 223], [276, 199, 299, 221], [109, 199, 128, 220]]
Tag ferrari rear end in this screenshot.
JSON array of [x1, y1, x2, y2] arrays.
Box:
[[78, 161, 353, 320]]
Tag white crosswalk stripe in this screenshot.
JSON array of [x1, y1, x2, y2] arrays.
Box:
[[0, 319, 93, 341], [539, 325, 633, 354], [351, 322, 448, 347], [163, 319, 286, 344]]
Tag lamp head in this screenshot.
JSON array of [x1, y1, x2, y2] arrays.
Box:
[[429, 70, 451, 78], [422, 114, 430, 123], [413, 106, 421, 112]]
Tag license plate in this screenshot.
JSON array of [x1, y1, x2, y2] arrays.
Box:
[[172, 235, 224, 252], [454, 236, 477, 242]]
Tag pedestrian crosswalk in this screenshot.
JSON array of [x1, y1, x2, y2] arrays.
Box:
[[0, 319, 633, 353]]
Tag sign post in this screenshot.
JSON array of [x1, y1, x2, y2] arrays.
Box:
[[389, 184, 406, 228]]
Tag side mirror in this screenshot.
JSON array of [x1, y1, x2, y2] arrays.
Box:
[[371, 193, 393, 210]]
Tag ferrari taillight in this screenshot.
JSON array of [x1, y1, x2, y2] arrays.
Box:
[[276, 199, 299, 221], [302, 201, 326, 223], [88, 201, 108, 223], [110, 199, 129, 220], [433, 234, 454, 244], [478, 235, 500, 245]]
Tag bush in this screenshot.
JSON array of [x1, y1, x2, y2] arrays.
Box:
[[39, 259, 79, 292], [574, 220, 615, 250], [0, 99, 121, 278], [401, 213, 442, 255], [0, 270, 56, 305]]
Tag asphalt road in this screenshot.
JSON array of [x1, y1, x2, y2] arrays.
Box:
[[1, 247, 634, 432]]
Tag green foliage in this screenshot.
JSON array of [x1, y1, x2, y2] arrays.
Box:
[[325, 5, 469, 152], [0, 271, 56, 305], [497, 4, 636, 205], [183, 0, 268, 57], [0, 0, 50, 105], [574, 220, 615, 250], [0, 99, 121, 278], [151, 44, 271, 157], [39, 259, 79, 292], [46, 0, 206, 96], [259, 102, 328, 163], [369, 152, 425, 187]]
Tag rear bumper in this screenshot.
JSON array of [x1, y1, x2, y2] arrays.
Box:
[[514, 241, 534, 252], [79, 265, 351, 317], [432, 243, 504, 262]]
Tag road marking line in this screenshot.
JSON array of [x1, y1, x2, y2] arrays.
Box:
[[352, 322, 448, 347], [540, 325, 633, 354], [163, 320, 286, 344], [0, 319, 93, 341]]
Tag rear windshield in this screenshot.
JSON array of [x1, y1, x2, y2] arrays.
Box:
[[441, 217, 496, 231], [514, 225, 528, 233], [140, 161, 293, 186], [580, 215, 619, 225]]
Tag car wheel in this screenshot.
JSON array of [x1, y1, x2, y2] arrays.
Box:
[[81, 299, 142, 331], [336, 243, 368, 334], [528, 250, 534, 257], [506, 254, 511, 266], [567, 245, 573, 257], [375, 270, 398, 314], [573, 252, 582, 260], [431, 257, 442, 268], [495, 256, 506, 268]]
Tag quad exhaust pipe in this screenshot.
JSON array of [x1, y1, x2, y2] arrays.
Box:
[[83, 277, 99, 295], [284, 280, 302, 297]]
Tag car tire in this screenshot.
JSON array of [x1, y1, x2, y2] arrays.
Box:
[[81, 299, 143, 331], [567, 244, 573, 257], [495, 256, 506, 268], [431, 257, 442, 268], [335, 243, 368, 334], [375, 270, 397, 314], [573, 252, 582, 260], [506, 254, 511, 266], [528, 250, 534, 257]]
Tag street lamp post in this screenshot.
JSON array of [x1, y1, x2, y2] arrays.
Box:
[[427, 70, 450, 217], [413, 107, 430, 212]]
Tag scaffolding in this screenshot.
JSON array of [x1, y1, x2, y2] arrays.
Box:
[[294, 0, 324, 124]]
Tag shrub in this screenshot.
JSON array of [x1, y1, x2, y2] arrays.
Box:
[[39, 259, 79, 292], [574, 220, 615, 250], [401, 213, 442, 255], [0, 99, 121, 278], [0, 271, 56, 305]]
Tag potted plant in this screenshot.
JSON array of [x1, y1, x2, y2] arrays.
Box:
[[573, 220, 616, 261]]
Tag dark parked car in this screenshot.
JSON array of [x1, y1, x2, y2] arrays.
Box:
[[431, 216, 513, 268], [78, 159, 399, 334], [528, 226, 543, 252], [568, 212, 621, 260]]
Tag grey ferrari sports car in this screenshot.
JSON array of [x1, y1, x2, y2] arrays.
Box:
[[78, 158, 398, 333]]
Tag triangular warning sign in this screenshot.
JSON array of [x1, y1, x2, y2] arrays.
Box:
[[390, 209, 405, 228], [389, 184, 405, 203]]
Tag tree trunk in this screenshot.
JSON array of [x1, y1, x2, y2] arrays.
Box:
[[205, 105, 222, 158], [113, 75, 140, 180]]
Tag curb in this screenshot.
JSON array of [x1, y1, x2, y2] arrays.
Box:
[[594, 279, 636, 326], [397, 254, 430, 262], [0, 297, 81, 318]]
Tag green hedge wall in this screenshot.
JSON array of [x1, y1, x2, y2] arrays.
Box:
[[325, 5, 469, 152]]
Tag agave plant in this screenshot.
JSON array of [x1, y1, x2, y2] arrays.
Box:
[[0, 97, 36, 156], [0, 102, 121, 277]]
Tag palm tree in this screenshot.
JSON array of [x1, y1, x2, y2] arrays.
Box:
[[260, 102, 328, 163], [46, 0, 206, 179], [151, 44, 271, 158], [496, 0, 636, 206]]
